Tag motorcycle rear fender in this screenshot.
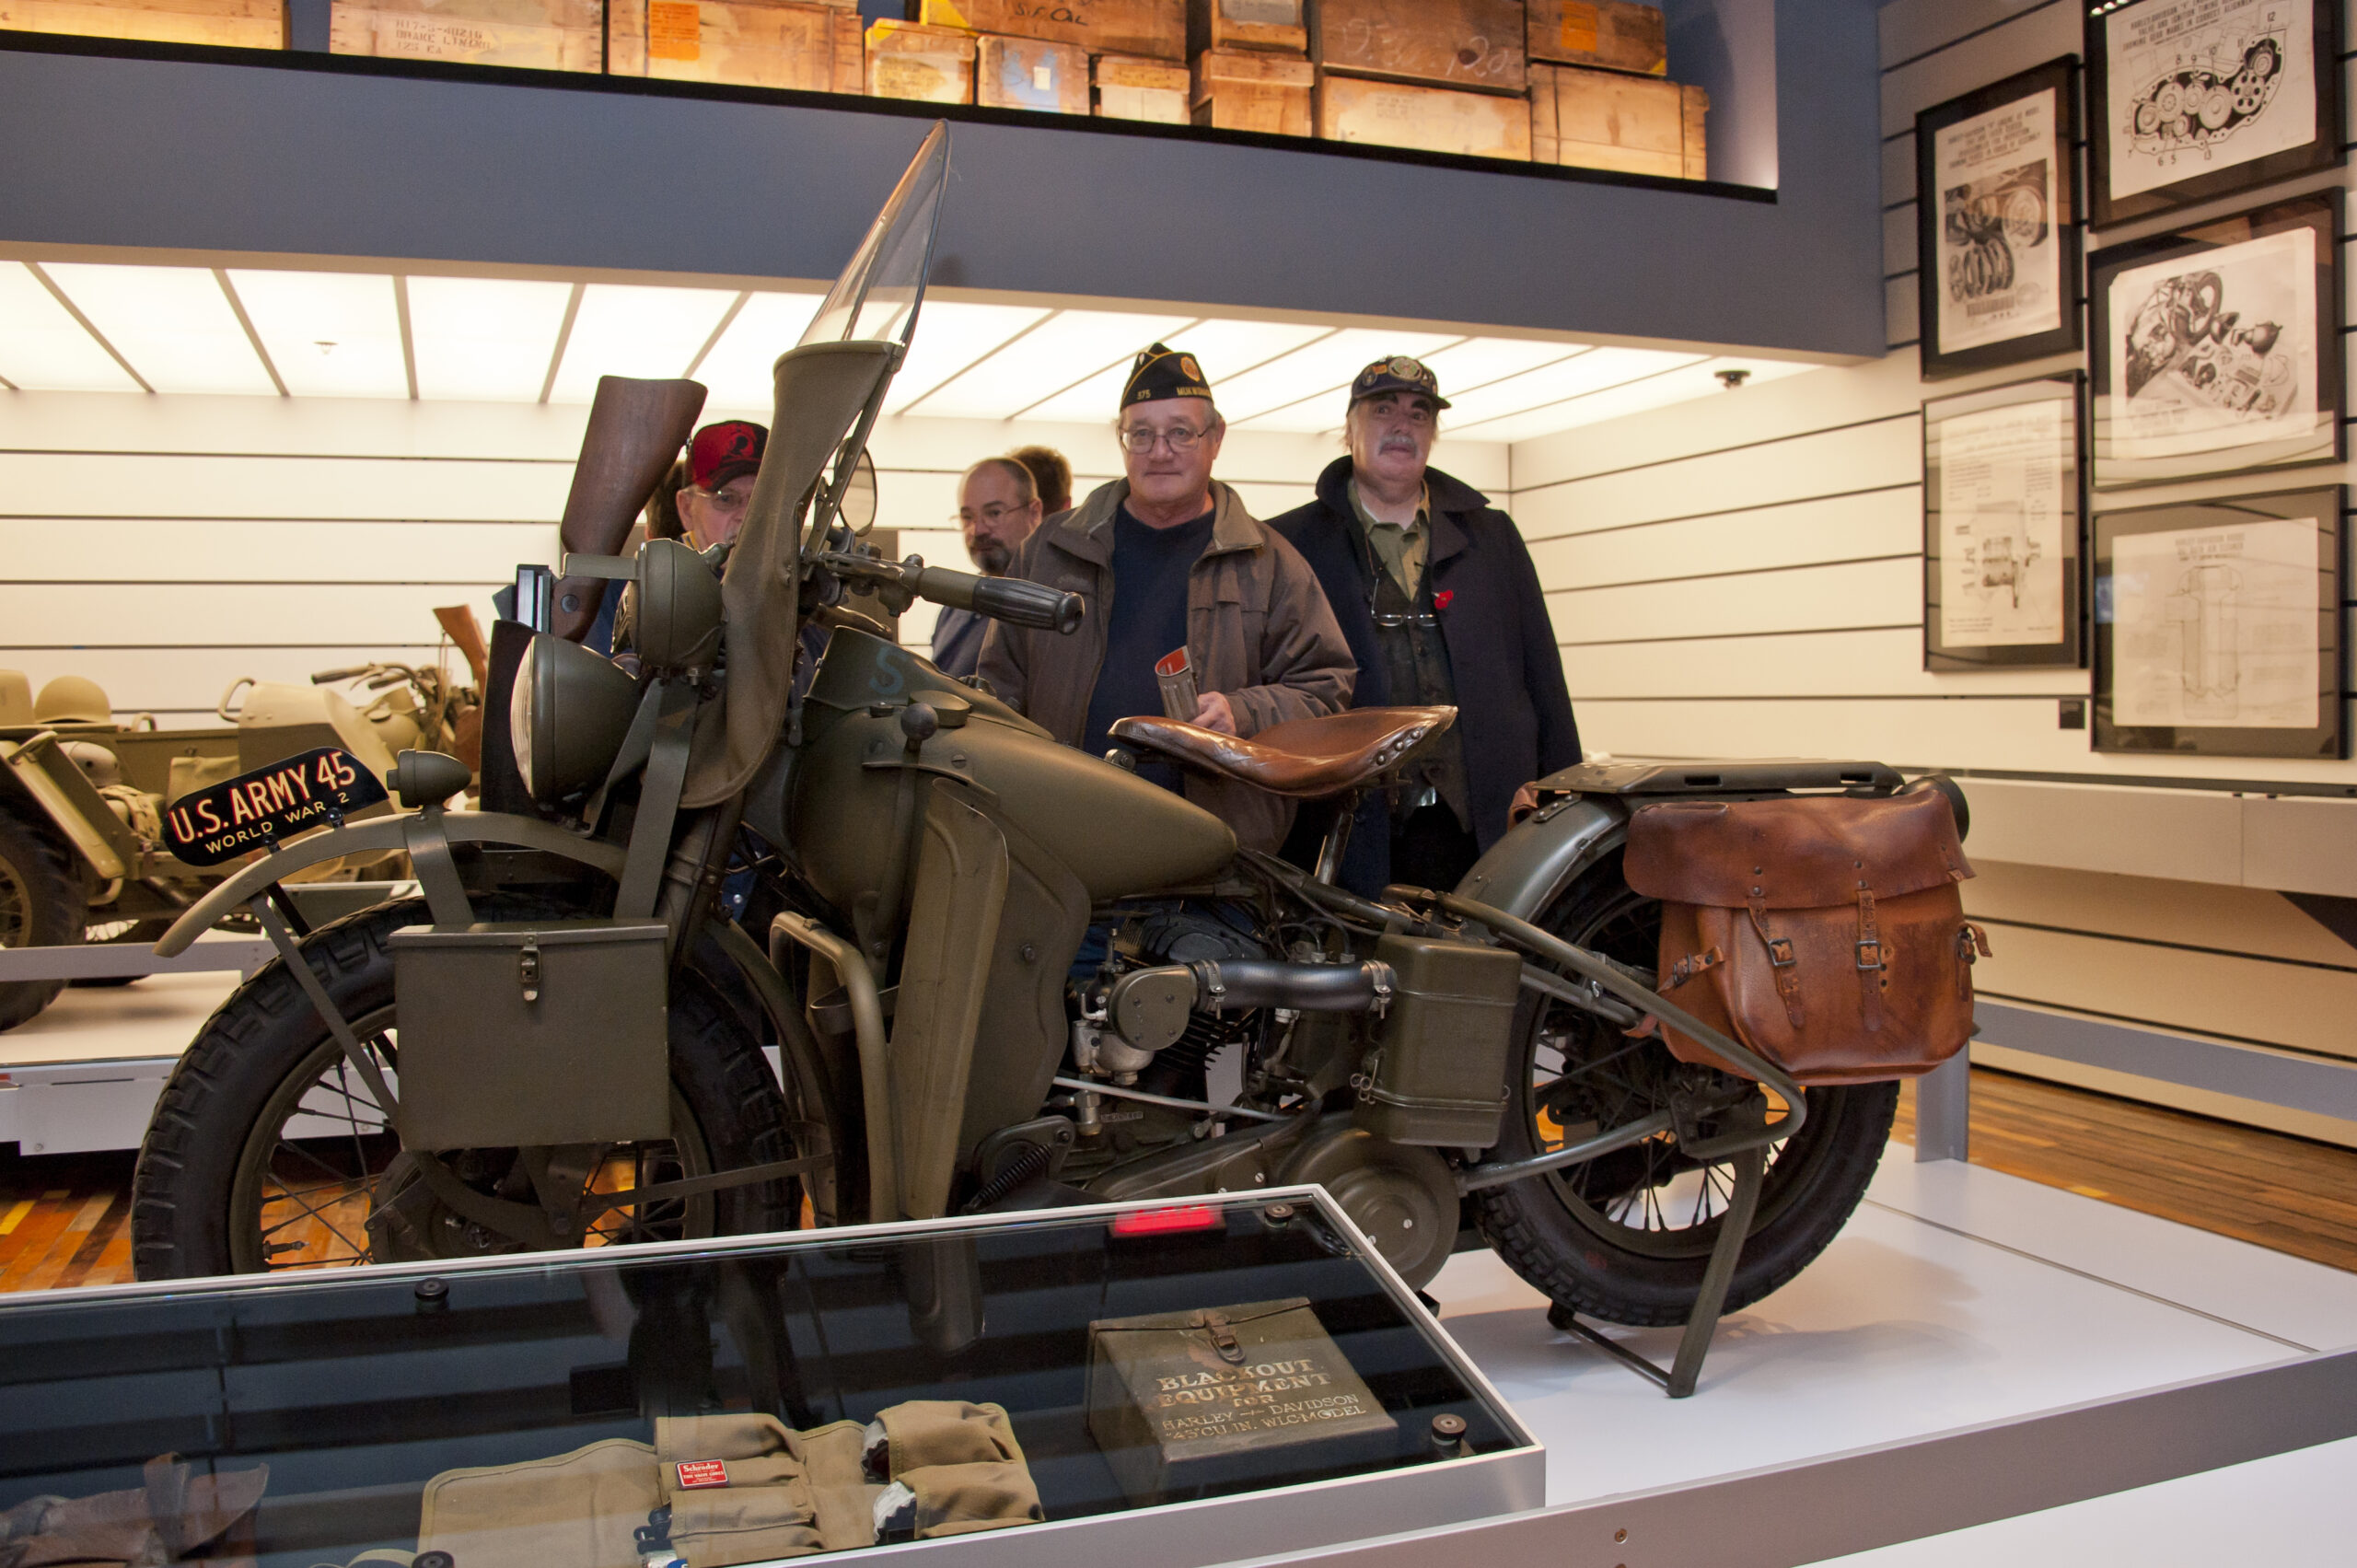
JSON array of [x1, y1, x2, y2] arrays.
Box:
[[1454, 794, 1629, 923], [152, 812, 627, 955]]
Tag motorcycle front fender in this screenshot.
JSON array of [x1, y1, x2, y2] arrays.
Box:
[[152, 811, 627, 955], [1454, 794, 1630, 923]]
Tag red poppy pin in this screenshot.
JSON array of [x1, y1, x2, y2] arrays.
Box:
[[1434, 590, 1455, 611]]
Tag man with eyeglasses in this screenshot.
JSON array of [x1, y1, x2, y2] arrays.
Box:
[[1269, 356, 1581, 897], [977, 343, 1353, 851], [675, 419, 765, 551], [932, 457, 1044, 679]]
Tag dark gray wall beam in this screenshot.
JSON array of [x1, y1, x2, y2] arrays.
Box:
[[0, 0, 1882, 354]]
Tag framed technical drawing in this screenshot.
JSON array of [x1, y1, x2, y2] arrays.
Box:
[[1916, 57, 2084, 378], [2088, 191, 2340, 489], [2092, 485, 2344, 758], [2086, 0, 2342, 227], [1924, 375, 2085, 670]]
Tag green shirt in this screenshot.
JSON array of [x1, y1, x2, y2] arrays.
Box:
[[1348, 480, 1430, 600]]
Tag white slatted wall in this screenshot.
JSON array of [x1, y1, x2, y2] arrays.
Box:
[[1504, 0, 2357, 1144], [0, 387, 1504, 718]]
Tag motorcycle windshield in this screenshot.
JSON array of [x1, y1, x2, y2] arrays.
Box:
[[680, 123, 950, 809], [800, 122, 948, 353]]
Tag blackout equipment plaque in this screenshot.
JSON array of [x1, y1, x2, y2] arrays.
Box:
[[1085, 1296, 1398, 1504]]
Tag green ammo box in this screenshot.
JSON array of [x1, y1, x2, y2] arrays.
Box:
[[1353, 934, 1523, 1148], [389, 921, 671, 1151]]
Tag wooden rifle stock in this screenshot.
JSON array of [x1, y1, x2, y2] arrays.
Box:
[[434, 604, 491, 686], [551, 376, 708, 641]]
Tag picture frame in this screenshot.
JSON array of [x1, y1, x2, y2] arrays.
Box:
[[1923, 374, 2086, 670], [2086, 0, 2342, 228], [1915, 57, 2084, 378], [2087, 190, 2340, 489], [2092, 484, 2345, 758]]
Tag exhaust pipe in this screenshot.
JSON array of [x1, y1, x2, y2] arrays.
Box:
[[1104, 958, 1394, 1054]]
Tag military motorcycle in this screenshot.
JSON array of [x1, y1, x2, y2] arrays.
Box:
[[132, 126, 1957, 1339]]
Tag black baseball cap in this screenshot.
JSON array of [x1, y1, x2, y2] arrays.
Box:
[[1121, 343, 1214, 409], [1349, 354, 1450, 411]]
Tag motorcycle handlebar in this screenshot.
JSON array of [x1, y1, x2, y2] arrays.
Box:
[[911, 564, 1085, 634], [817, 550, 1084, 635]]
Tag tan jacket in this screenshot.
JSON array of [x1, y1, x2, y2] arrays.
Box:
[[976, 478, 1354, 852]]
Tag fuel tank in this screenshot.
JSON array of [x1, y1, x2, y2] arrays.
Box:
[[761, 629, 1237, 910]]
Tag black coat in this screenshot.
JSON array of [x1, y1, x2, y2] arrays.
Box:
[[1268, 458, 1581, 893]]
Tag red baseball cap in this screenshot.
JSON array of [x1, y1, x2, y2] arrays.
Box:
[[689, 420, 767, 491]]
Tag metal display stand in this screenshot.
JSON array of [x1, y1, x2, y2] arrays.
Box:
[[1546, 1143, 1767, 1400]]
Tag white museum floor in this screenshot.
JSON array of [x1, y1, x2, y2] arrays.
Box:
[[1425, 1156, 2357, 1561]]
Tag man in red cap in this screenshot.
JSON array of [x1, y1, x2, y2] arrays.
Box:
[[677, 419, 767, 551]]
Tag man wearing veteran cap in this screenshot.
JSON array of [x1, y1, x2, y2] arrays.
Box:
[[976, 344, 1353, 851], [676, 419, 767, 551], [1270, 356, 1581, 897]]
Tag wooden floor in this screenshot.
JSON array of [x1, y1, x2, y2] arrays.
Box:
[[1894, 1067, 2357, 1274], [4, 1068, 2353, 1291]]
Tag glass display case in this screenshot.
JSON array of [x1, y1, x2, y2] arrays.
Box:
[[0, 1188, 1540, 1568]]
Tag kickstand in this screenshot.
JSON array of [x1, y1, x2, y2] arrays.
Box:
[[1546, 1141, 1767, 1398]]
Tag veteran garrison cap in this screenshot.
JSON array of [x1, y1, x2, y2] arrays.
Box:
[[1349, 354, 1451, 411], [1121, 343, 1213, 410]]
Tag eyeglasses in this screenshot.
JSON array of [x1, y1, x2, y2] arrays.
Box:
[[1118, 424, 1212, 454], [952, 503, 1027, 526], [692, 486, 754, 513]]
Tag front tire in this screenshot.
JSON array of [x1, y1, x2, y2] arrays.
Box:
[[132, 900, 795, 1279], [1474, 855, 1898, 1326], [0, 809, 79, 1031]]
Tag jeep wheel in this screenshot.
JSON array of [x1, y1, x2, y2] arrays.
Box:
[[0, 809, 80, 1031]]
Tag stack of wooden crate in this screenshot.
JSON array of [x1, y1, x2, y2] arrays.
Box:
[[905, 0, 1186, 117], [609, 0, 861, 92], [0, 0, 284, 49], [1526, 0, 1706, 179], [1189, 0, 1311, 138], [1307, 0, 1529, 161], [328, 0, 611, 72]]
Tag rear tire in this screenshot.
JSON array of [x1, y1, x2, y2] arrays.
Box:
[[0, 809, 79, 1031], [1474, 855, 1898, 1326], [133, 899, 795, 1279]]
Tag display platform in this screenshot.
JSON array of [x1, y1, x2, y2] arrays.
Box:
[[0, 966, 237, 1155]]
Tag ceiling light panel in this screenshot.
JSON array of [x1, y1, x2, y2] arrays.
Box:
[[406, 275, 575, 401], [1469, 356, 1820, 445], [694, 292, 825, 410], [1221, 327, 1461, 425], [879, 302, 1053, 414], [913, 308, 1196, 419], [0, 264, 142, 391], [41, 262, 275, 395], [227, 269, 407, 398], [549, 283, 740, 404], [1417, 337, 1590, 397], [1439, 345, 1703, 427], [1016, 319, 1337, 423]]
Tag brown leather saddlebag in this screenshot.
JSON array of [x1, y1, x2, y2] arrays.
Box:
[[1622, 790, 1990, 1085]]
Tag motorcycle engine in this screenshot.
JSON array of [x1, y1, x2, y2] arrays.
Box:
[[1081, 907, 1268, 1101]]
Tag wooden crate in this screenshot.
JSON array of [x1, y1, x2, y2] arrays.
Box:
[[1527, 0, 1666, 75], [0, 0, 283, 47], [865, 17, 974, 100], [1309, 0, 1524, 96], [914, 0, 1182, 62], [329, 0, 600, 70], [1530, 63, 1705, 179], [610, 0, 862, 90], [1314, 74, 1530, 160], [977, 32, 1090, 112], [1185, 0, 1302, 55], [1191, 48, 1311, 136], [1095, 52, 1189, 122]]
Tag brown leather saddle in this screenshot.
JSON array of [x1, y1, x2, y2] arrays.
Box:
[[1108, 705, 1457, 800]]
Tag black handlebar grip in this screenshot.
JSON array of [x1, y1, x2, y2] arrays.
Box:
[[971, 575, 1085, 634]]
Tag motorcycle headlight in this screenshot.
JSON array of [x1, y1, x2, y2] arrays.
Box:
[[510, 633, 640, 805], [633, 538, 726, 672]]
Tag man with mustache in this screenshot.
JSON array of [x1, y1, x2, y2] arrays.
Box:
[[1270, 355, 1581, 896], [932, 455, 1045, 679]]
